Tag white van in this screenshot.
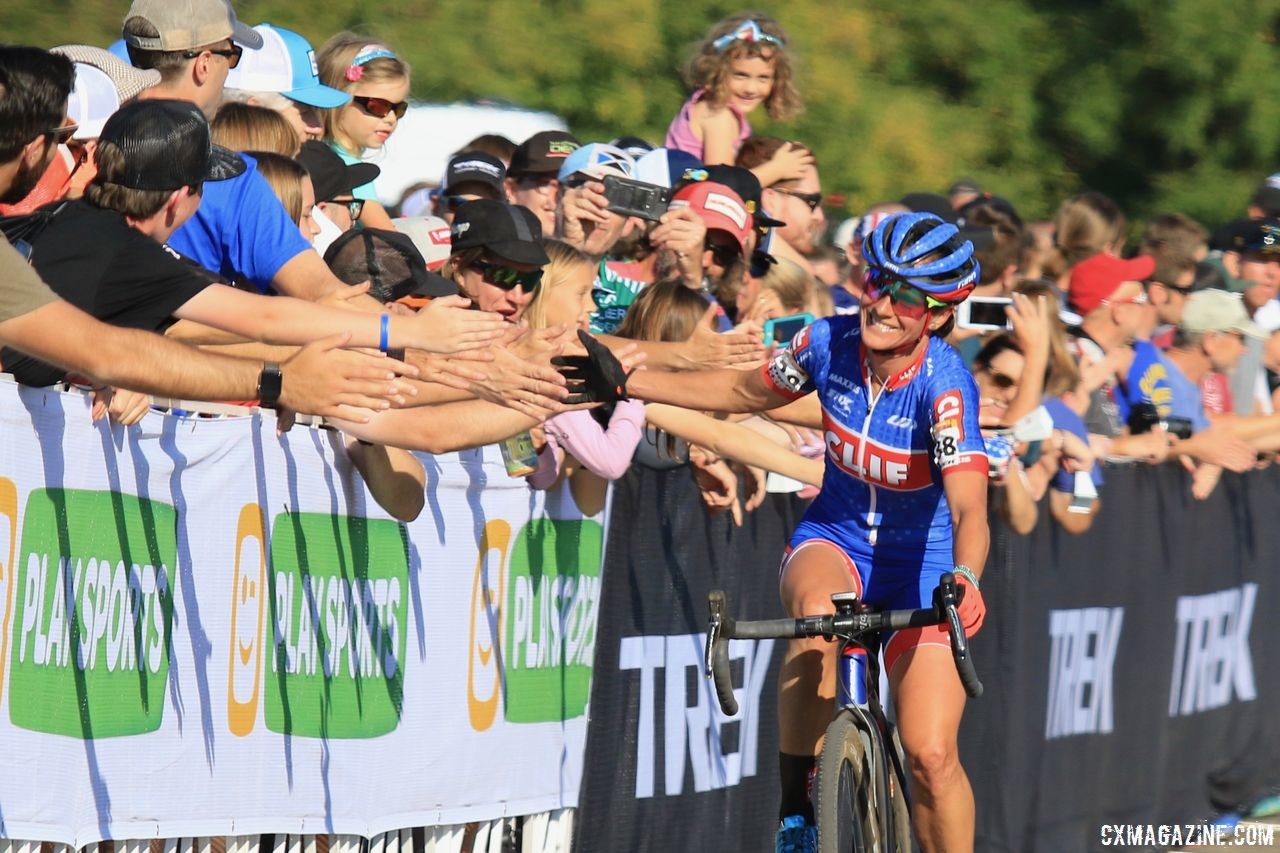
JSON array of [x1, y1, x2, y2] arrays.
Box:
[[364, 100, 568, 207]]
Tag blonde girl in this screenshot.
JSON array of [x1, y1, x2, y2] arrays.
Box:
[[665, 12, 803, 176], [317, 33, 411, 230]]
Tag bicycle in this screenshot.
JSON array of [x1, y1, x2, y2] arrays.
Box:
[[704, 573, 983, 853]]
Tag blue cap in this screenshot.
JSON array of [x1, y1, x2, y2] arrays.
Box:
[[556, 143, 635, 182], [634, 147, 703, 189], [225, 23, 350, 109]]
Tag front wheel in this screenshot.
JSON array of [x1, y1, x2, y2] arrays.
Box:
[[813, 711, 910, 853]]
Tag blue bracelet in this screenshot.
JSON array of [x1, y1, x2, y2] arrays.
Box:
[[379, 314, 390, 353]]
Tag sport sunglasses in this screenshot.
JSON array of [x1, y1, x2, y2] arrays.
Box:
[[863, 268, 947, 320], [471, 260, 543, 294], [352, 96, 408, 119], [182, 43, 243, 68], [773, 187, 823, 212]]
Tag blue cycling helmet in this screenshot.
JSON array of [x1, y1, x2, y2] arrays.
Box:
[[862, 212, 980, 302]]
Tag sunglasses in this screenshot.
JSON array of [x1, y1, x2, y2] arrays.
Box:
[[980, 367, 1018, 390], [45, 120, 78, 144], [471, 260, 543, 294], [773, 187, 823, 211], [183, 43, 243, 68], [352, 95, 408, 119], [706, 240, 740, 268], [863, 268, 946, 320]]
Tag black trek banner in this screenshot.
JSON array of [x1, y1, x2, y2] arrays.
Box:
[[575, 463, 1280, 853]]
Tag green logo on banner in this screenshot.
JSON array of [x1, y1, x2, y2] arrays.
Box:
[[9, 488, 177, 738], [265, 512, 409, 738], [503, 519, 603, 723]]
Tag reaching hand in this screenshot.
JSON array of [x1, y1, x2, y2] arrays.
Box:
[[1007, 292, 1051, 365], [555, 330, 639, 404], [277, 332, 419, 422], [412, 295, 506, 354], [682, 305, 767, 369]]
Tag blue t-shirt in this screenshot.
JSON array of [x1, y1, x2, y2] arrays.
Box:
[[168, 153, 311, 294], [762, 317, 988, 569], [1161, 356, 1211, 434], [1043, 397, 1104, 493], [1116, 340, 1173, 423]]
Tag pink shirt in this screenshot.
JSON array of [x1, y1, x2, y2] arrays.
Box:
[[664, 88, 751, 160], [528, 401, 647, 490]]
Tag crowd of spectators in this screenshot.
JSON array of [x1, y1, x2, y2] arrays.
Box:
[[1, 2, 1278, 537]]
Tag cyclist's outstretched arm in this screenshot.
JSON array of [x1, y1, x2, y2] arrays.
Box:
[[627, 363, 790, 415]]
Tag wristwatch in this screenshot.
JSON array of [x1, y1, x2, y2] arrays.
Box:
[[257, 362, 283, 408]]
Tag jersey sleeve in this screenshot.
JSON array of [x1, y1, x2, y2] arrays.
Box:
[[760, 318, 828, 401], [926, 357, 988, 477]]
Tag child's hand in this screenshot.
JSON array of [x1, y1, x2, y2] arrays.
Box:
[[763, 142, 815, 183]]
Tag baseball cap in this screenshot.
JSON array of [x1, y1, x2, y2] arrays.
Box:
[[611, 135, 655, 159], [52, 44, 158, 137], [443, 152, 506, 195], [295, 140, 378, 203], [634, 147, 703, 189], [122, 0, 263, 51], [1067, 253, 1156, 314], [1229, 218, 1280, 255], [557, 143, 635, 182], [507, 130, 580, 178], [1251, 174, 1280, 216], [670, 182, 752, 257], [832, 216, 859, 249], [225, 24, 349, 109], [450, 200, 549, 266], [949, 177, 982, 196], [1180, 289, 1265, 340], [899, 192, 958, 224], [698, 165, 785, 229], [51, 45, 161, 140], [97, 99, 245, 190], [324, 227, 456, 303], [391, 215, 452, 271]]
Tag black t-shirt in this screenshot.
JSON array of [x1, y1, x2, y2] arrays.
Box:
[[1, 201, 215, 386]]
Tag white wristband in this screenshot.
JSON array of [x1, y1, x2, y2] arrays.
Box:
[[953, 565, 980, 589]]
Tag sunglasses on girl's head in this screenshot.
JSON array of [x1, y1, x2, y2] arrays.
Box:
[[351, 95, 408, 119], [863, 268, 946, 320], [471, 260, 543, 294]]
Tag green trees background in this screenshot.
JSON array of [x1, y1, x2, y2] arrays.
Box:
[[12, 0, 1280, 227]]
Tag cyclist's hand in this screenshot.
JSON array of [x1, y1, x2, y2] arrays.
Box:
[[956, 574, 986, 635]]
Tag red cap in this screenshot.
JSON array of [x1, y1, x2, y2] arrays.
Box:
[[670, 181, 751, 257], [1067, 253, 1156, 314]]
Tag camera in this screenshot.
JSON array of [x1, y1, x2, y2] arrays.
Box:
[[1127, 402, 1193, 440], [602, 176, 671, 221]]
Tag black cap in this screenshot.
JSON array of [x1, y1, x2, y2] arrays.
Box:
[[508, 130, 581, 178], [296, 140, 379, 203], [899, 192, 958, 224], [450, 200, 549, 266], [324, 227, 456, 304], [443, 152, 506, 195], [958, 193, 1023, 228], [948, 177, 982, 196], [1230, 218, 1280, 254], [610, 135, 655, 159], [97, 99, 244, 190], [1251, 177, 1280, 216], [698, 165, 786, 229]]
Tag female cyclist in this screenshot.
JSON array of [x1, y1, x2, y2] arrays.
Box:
[[563, 212, 989, 853]]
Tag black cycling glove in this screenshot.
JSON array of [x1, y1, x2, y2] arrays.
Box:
[[553, 330, 635, 404]]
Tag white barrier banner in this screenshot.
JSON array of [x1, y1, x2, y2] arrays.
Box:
[[0, 383, 605, 847]]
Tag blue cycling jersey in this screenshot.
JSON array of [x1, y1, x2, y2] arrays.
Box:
[[762, 316, 987, 585]]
